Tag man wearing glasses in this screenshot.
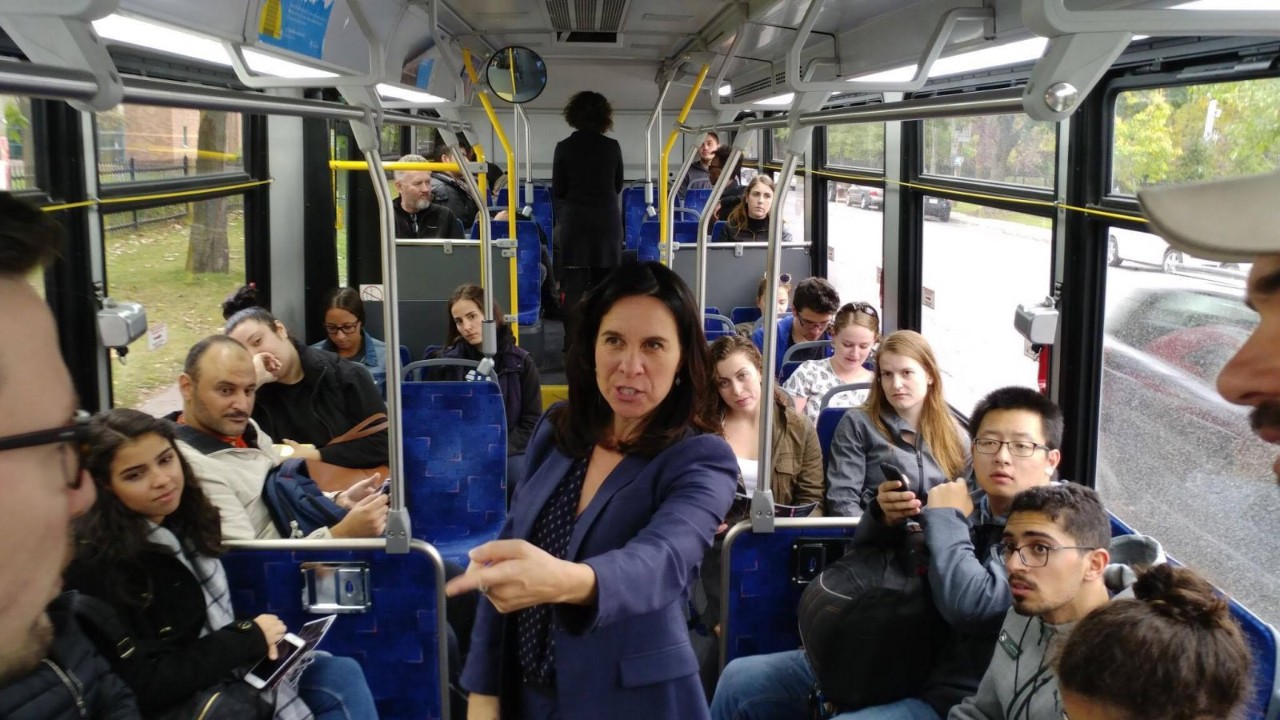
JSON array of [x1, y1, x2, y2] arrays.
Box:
[[0, 195, 140, 717], [948, 484, 1118, 720], [751, 276, 840, 380]]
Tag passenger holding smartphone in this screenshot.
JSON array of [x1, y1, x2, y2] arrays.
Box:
[[825, 330, 970, 517], [64, 409, 378, 719]]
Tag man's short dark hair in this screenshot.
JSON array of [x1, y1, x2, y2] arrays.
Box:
[[1009, 484, 1110, 550], [0, 193, 62, 277], [791, 277, 840, 315], [968, 386, 1064, 450], [184, 335, 248, 384], [706, 131, 720, 143]]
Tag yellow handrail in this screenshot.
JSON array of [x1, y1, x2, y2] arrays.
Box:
[[463, 48, 520, 340], [659, 63, 709, 263], [330, 160, 462, 172]]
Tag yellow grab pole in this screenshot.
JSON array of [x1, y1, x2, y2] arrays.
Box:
[[659, 64, 709, 262], [463, 48, 520, 341]]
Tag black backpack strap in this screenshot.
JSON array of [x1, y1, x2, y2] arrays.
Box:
[[68, 591, 138, 662]]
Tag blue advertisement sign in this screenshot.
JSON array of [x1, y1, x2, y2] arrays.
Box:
[[258, 0, 334, 60]]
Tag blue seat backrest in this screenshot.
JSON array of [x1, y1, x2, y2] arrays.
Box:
[[671, 220, 698, 248], [732, 306, 762, 325], [817, 406, 849, 472], [722, 523, 859, 664], [484, 220, 541, 325], [401, 381, 508, 567], [638, 220, 660, 263], [705, 313, 735, 333], [221, 544, 446, 720], [1109, 515, 1279, 719], [623, 186, 648, 251], [779, 360, 803, 384], [494, 187, 554, 251], [682, 188, 713, 216], [711, 220, 727, 242]]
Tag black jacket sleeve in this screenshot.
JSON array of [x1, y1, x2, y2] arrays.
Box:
[[508, 358, 543, 454], [318, 361, 390, 468], [65, 564, 267, 715]]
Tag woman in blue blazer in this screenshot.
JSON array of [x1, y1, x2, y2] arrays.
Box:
[[449, 262, 738, 720]]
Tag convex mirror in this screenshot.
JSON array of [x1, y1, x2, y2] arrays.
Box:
[[486, 46, 547, 104]]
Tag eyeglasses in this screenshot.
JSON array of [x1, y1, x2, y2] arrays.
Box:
[[324, 322, 360, 336], [794, 313, 833, 331], [0, 410, 92, 489], [842, 301, 878, 318], [991, 541, 1096, 568], [973, 439, 1050, 457]]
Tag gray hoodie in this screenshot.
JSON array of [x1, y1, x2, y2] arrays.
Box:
[[827, 408, 971, 517], [947, 534, 1165, 720]]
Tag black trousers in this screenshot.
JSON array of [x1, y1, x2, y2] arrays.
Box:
[[561, 266, 612, 352]]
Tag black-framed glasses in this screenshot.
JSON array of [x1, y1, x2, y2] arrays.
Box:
[[973, 439, 1050, 457], [991, 541, 1096, 568], [324, 322, 361, 336], [0, 410, 92, 489], [794, 313, 834, 331]]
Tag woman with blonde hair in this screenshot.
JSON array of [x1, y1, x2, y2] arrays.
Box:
[[783, 302, 879, 423], [715, 175, 792, 243], [825, 330, 969, 517]]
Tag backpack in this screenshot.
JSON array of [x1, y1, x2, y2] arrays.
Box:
[[262, 459, 348, 538], [797, 528, 949, 712]]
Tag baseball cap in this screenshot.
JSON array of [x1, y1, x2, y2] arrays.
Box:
[[1137, 169, 1280, 263]]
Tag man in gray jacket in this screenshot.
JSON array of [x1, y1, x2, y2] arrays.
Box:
[[949, 484, 1120, 720], [711, 387, 1064, 720]]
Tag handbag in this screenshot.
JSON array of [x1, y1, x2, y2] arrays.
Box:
[[303, 413, 391, 493], [262, 459, 348, 538]]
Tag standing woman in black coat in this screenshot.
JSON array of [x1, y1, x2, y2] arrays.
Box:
[[552, 90, 624, 343]]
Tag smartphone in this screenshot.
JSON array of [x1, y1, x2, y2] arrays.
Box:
[[880, 462, 911, 496], [244, 633, 306, 690], [379, 477, 392, 495]]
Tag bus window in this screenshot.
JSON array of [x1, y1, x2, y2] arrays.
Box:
[[104, 198, 246, 411], [1099, 227, 1279, 626], [826, 124, 885, 171], [920, 198, 1048, 415], [96, 106, 243, 185], [1111, 78, 1280, 196], [921, 115, 1055, 188], [826, 180, 883, 313], [1, 95, 36, 192]]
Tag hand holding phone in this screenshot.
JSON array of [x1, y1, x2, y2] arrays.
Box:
[[880, 462, 911, 496], [244, 633, 305, 689]]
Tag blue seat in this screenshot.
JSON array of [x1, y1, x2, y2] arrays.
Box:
[[473, 220, 541, 325], [711, 220, 728, 243], [682, 188, 713, 217], [221, 542, 448, 720], [705, 313, 735, 333], [1108, 516, 1279, 719], [494, 187, 554, 251], [720, 520, 860, 665], [732, 306, 762, 325], [623, 186, 648, 252], [401, 381, 508, 567], [638, 220, 699, 263], [816, 406, 849, 472]]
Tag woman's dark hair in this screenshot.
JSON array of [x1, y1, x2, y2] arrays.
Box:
[[551, 261, 714, 458], [222, 284, 282, 334], [0, 192, 63, 276], [1056, 564, 1252, 720], [75, 409, 225, 607], [323, 287, 365, 325], [445, 284, 508, 347], [563, 91, 613, 134]]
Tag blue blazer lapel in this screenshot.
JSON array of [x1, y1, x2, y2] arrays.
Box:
[[566, 453, 648, 561], [512, 449, 574, 540]]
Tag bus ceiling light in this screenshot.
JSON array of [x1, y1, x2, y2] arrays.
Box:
[[1044, 82, 1078, 114], [97, 298, 147, 363]]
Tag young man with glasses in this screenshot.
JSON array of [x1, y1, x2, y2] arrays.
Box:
[[0, 194, 140, 717], [711, 387, 1064, 720], [948, 484, 1120, 720], [751, 276, 840, 380]]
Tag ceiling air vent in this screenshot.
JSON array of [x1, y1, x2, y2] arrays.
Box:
[[544, 0, 631, 32]]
